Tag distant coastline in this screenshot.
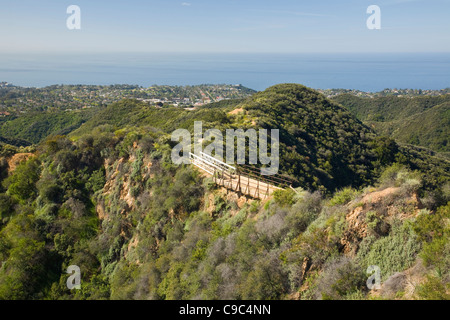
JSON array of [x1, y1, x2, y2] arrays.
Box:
[[1, 52, 449, 92]]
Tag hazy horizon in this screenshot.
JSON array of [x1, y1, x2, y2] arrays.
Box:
[[1, 52, 449, 91]]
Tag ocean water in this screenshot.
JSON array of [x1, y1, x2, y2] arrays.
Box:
[[1, 52, 449, 91]]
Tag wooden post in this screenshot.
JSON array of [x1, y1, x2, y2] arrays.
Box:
[[246, 173, 250, 195], [256, 176, 260, 199], [237, 172, 241, 195]]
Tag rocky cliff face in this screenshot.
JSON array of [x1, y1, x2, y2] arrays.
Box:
[[341, 187, 423, 255]]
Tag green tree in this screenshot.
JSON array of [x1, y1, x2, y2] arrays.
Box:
[[3, 157, 41, 204]]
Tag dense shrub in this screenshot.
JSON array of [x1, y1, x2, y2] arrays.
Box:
[[3, 157, 41, 203], [316, 257, 366, 300], [273, 189, 296, 207], [416, 275, 450, 300], [329, 187, 360, 206], [357, 222, 421, 281]]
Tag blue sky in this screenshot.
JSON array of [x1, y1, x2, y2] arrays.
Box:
[[0, 0, 449, 53]]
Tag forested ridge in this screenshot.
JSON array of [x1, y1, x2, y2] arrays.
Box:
[[332, 94, 450, 157], [0, 84, 448, 300]]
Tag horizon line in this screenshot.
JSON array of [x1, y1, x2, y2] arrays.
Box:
[[1, 51, 450, 55]]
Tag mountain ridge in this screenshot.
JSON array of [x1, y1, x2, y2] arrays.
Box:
[[0, 83, 449, 300], [332, 94, 450, 155]]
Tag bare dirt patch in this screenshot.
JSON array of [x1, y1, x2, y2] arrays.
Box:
[[7, 153, 33, 172], [228, 107, 244, 115], [361, 187, 401, 204]]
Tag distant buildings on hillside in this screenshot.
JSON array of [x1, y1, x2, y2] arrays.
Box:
[[0, 82, 14, 88]]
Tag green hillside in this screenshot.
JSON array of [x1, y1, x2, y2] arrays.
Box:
[[332, 94, 450, 155], [0, 84, 449, 300], [0, 109, 95, 145], [69, 84, 392, 192]]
